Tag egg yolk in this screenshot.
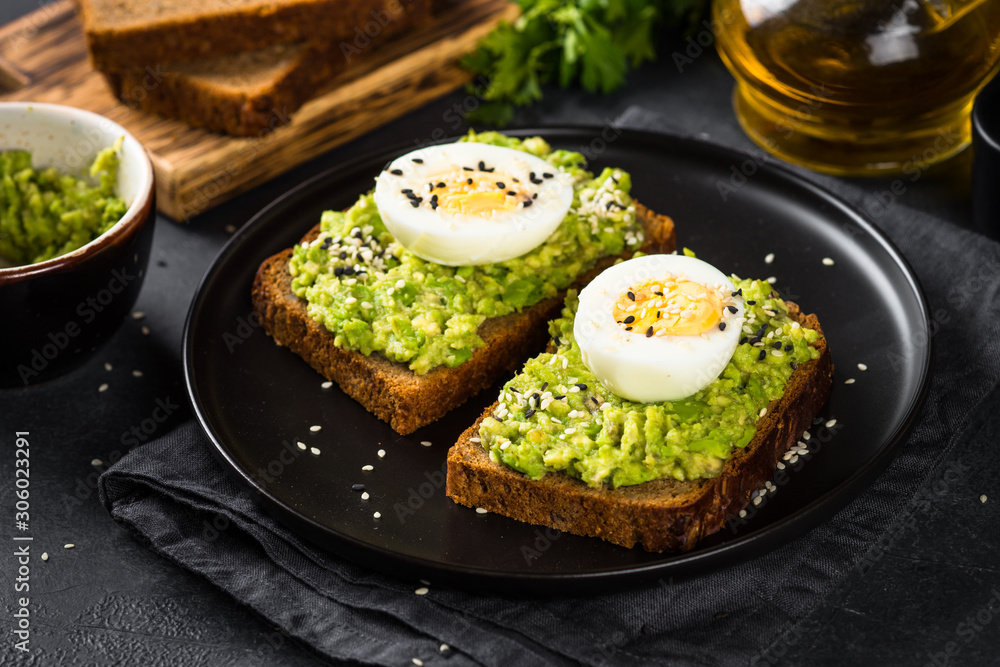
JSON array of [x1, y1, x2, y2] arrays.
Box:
[[430, 168, 528, 217], [613, 278, 723, 337]]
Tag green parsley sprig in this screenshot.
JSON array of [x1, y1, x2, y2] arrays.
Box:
[[463, 0, 707, 125]]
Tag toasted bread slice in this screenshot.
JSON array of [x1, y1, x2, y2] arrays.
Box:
[[78, 0, 429, 71], [251, 203, 675, 434], [445, 305, 832, 552]]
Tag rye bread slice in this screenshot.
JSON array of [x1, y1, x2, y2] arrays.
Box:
[[78, 0, 429, 71], [250, 203, 675, 435], [445, 305, 833, 552]]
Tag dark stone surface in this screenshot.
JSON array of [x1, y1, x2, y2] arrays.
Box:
[[0, 1, 994, 665]]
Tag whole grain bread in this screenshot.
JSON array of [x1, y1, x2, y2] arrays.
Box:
[[251, 203, 675, 434], [79, 0, 430, 71], [445, 305, 833, 552]]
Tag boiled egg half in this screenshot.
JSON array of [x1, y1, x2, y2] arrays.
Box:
[[373, 142, 574, 266], [573, 254, 745, 403]]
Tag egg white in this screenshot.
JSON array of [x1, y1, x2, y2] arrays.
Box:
[[573, 254, 745, 403], [372, 142, 574, 266]]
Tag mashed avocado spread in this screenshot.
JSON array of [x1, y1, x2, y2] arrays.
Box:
[[0, 141, 127, 266], [477, 278, 822, 487], [289, 131, 644, 374]]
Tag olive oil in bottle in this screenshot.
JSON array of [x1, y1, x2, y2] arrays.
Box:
[[714, 0, 1000, 175]]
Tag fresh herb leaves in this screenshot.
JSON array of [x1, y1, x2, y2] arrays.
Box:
[[463, 0, 706, 124]]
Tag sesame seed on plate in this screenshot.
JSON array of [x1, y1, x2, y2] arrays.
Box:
[[64, 544, 74, 549], [825, 419, 837, 428], [413, 659, 424, 667], [414, 587, 429, 595], [132, 370, 143, 377], [351, 484, 365, 491], [310, 447, 321, 456], [440, 644, 451, 654], [857, 363, 868, 371], [141, 326, 150, 335], [822, 257, 835, 266], [104, 362, 112, 371], [765, 253, 775, 264], [296, 441, 307, 450], [321, 381, 333, 389], [766, 276, 777, 284], [310, 425, 322, 432], [753, 496, 762, 506], [131, 311, 145, 320], [981, 495, 988, 504], [378, 449, 386, 458], [91, 459, 102, 466], [420, 440, 432, 447], [362, 465, 374, 471], [476, 507, 488, 514], [41, 553, 48, 561], [738, 510, 747, 518], [98, 383, 109, 393], [373, 512, 381, 519], [845, 378, 856, 384], [802, 431, 811, 440], [361, 492, 370, 500]]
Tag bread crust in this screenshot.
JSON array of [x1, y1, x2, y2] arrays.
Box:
[[445, 306, 832, 552], [79, 0, 431, 71], [251, 203, 675, 434]]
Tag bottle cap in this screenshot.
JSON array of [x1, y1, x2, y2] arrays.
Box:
[[973, 76, 1000, 240]]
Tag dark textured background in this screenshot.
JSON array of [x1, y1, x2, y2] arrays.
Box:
[[1, 1, 997, 665]]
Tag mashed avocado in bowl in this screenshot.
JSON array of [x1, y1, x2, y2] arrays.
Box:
[[0, 140, 127, 267]]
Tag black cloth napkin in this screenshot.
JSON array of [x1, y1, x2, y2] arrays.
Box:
[[99, 107, 1000, 666]]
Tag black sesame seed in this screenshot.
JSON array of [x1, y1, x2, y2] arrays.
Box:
[[401, 188, 413, 194], [354, 230, 363, 239], [785, 344, 793, 352], [544, 172, 554, 178], [747, 300, 756, 305], [756, 323, 768, 337], [523, 200, 533, 207], [532, 193, 538, 199], [790, 361, 798, 370], [576, 383, 588, 390], [541, 382, 548, 391], [656, 311, 661, 318], [646, 326, 654, 337], [463, 166, 474, 171], [625, 327, 633, 331], [410, 201, 419, 207], [507, 191, 516, 196], [654, 290, 664, 296], [554, 395, 565, 400], [525, 408, 536, 418], [758, 350, 767, 361], [390, 169, 403, 176], [405, 192, 419, 200], [740, 337, 748, 345], [351, 484, 366, 492], [727, 305, 738, 314], [591, 396, 599, 405], [627, 291, 635, 301], [623, 315, 635, 324], [772, 341, 782, 349], [343, 266, 355, 276], [495, 416, 503, 422], [479, 161, 486, 170], [513, 178, 520, 183], [339, 251, 348, 259], [532, 392, 540, 401], [496, 181, 506, 189], [334, 267, 344, 276], [467, 178, 473, 185], [412, 158, 424, 163], [436, 181, 446, 188], [732, 288, 742, 297], [719, 322, 726, 331]]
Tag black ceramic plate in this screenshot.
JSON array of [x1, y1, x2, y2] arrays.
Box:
[[184, 128, 931, 594]]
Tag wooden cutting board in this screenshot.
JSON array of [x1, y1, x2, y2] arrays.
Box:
[[0, 0, 518, 221]]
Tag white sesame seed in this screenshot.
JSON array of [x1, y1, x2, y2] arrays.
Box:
[[753, 496, 763, 506], [396, 279, 406, 289], [344, 296, 357, 304], [825, 419, 837, 428], [132, 370, 143, 378], [362, 465, 374, 471], [980, 495, 988, 504], [500, 441, 510, 450], [373, 512, 381, 519], [378, 449, 386, 458], [790, 455, 799, 463], [98, 383, 109, 393], [141, 326, 150, 335], [91, 459, 102, 466], [857, 363, 868, 371], [64, 544, 74, 549], [738, 510, 747, 518], [361, 301, 373, 309], [802, 431, 811, 440], [776, 462, 785, 470], [413, 659, 424, 666], [469, 437, 481, 443], [759, 408, 767, 418], [310, 447, 321, 456], [421, 440, 432, 447], [41, 552, 48, 561], [822, 257, 835, 266], [104, 362, 112, 371], [321, 381, 333, 389], [440, 644, 450, 653], [361, 492, 370, 500], [475, 507, 488, 514], [131, 311, 145, 320], [845, 378, 856, 384], [296, 441, 306, 450], [767, 276, 777, 284], [414, 587, 429, 596], [765, 253, 775, 264], [310, 425, 321, 432], [225, 224, 237, 234]]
